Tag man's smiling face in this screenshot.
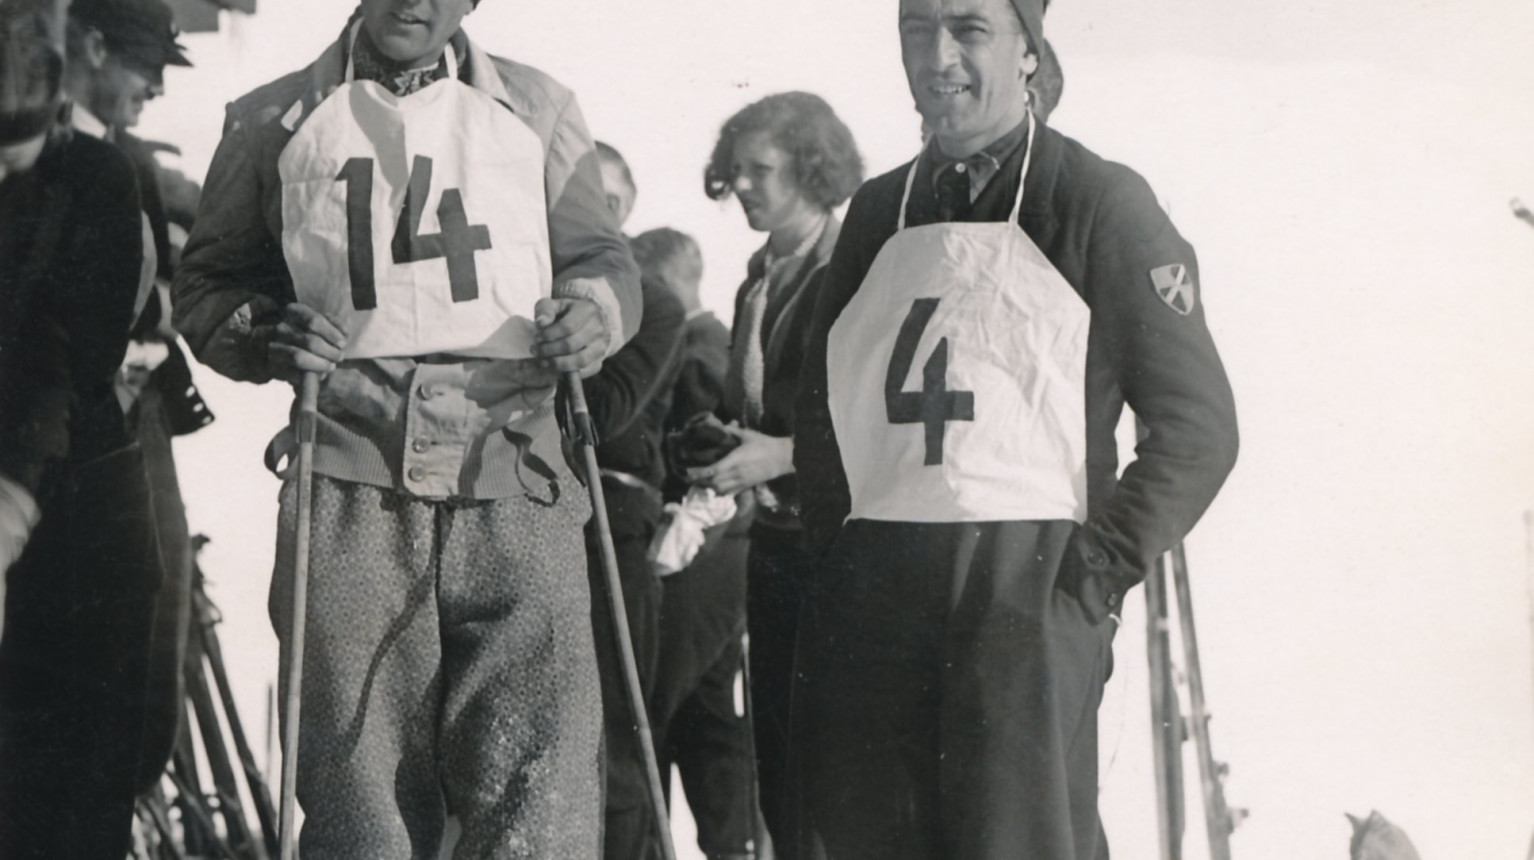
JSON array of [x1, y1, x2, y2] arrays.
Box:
[[899, 0, 1037, 158], [360, 0, 473, 68]]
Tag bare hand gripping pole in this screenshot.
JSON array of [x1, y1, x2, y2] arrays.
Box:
[[279, 371, 319, 860], [566, 371, 679, 860]]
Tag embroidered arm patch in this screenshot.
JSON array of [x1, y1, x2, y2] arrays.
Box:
[[1149, 263, 1196, 316]]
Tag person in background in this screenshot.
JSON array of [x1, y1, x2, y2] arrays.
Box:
[[692, 91, 864, 859], [638, 227, 758, 860], [62, 0, 189, 317], [792, 0, 1238, 857], [62, 0, 214, 797], [582, 141, 687, 860], [0, 2, 162, 855], [597, 139, 637, 234], [171, 0, 642, 853]]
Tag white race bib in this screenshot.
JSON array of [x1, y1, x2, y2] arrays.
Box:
[[826, 114, 1090, 523], [279, 71, 551, 360]]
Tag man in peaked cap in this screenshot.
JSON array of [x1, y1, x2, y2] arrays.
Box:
[[64, 0, 214, 801], [65, 0, 188, 137], [793, 0, 1238, 857], [65, 0, 187, 310]]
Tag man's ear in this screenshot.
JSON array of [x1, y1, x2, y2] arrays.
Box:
[[81, 28, 108, 70], [1020, 50, 1040, 80]]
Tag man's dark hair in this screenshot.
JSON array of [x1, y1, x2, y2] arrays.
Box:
[[631, 227, 701, 291], [595, 140, 635, 197], [704, 91, 864, 211]]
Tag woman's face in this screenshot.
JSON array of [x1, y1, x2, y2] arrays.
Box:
[[729, 131, 811, 235]]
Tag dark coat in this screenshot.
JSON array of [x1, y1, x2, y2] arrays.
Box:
[[795, 121, 1239, 622], [587, 272, 687, 492], [0, 132, 143, 495], [0, 131, 165, 860], [722, 217, 841, 529]]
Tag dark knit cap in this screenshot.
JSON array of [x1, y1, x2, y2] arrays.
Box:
[[1010, 0, 1044, 57]]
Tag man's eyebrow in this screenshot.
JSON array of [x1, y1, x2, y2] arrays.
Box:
[[899, 11, 995, 25]]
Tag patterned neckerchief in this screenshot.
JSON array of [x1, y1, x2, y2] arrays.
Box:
[[350, 25, 453, 97]]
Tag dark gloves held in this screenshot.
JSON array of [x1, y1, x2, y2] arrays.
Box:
[[665, 412, 741, 476]]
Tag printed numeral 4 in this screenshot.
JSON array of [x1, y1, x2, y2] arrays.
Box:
[[885, 298, 974, 465]]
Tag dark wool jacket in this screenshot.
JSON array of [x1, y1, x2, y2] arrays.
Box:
[[0, 133, 142, 495], [588, 271, 686, 492], [795, 121, 1239, 622], [723, 217, 841, 531]]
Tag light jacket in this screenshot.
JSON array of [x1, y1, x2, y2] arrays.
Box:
[[172, 25, 641, 499]]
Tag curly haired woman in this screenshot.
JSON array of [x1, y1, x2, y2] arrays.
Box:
[[687, 91, 862, 858]]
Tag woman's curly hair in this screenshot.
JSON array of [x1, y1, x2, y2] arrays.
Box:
[[704, 91, 863, 211]]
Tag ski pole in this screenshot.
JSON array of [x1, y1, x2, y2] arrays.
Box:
[[565, 371, 677, 860], [278, 371, 319, 860]]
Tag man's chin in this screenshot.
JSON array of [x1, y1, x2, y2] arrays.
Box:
[[371, 31, 433, 65]]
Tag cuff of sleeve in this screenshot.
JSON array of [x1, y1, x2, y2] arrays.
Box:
[[1059, 526, 1129, 625], [554, 277, 625, 361], [200, 300, 282, 384]]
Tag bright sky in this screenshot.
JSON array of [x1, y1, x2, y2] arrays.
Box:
[[137, 2, 1534, 858]]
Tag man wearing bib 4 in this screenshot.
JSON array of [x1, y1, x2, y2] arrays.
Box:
[[172, 1, 641, 856], [793, 1, 1239, 858]]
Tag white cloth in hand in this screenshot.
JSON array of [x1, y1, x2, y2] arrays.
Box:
[[648, 487, 738, 577]]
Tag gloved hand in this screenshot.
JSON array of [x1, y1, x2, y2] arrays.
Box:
[[532, 297, 610, 377], [464, 357, 560, 425], [665, 412, 742, 476]]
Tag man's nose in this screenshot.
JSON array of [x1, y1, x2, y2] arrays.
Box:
[[733, 174, 753, 194], [925, 26, 961, 70]]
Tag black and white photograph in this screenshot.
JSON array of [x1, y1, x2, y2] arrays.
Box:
[[2, 0, 1531, 858]]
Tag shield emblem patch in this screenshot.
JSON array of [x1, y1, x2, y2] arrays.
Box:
[[1149, 264, 1195, 316]]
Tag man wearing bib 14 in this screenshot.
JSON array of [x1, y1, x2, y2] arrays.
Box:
[[172, 0, 641, 856], [793, 1, 1239, 858]]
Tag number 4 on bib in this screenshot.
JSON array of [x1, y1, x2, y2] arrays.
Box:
[[885, 298, 974, 466], [336, 155, 492, 311]]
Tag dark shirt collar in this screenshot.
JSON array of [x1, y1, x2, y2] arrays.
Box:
[[929, 117, 1032, 191]]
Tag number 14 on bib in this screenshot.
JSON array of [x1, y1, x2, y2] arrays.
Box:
[[337, 154, 491, 311]]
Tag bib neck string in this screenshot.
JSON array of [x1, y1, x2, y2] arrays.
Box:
[[899, 110, 1036, 232]]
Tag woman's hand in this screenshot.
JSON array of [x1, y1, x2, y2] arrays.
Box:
[[687, 427, 793, 496]]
